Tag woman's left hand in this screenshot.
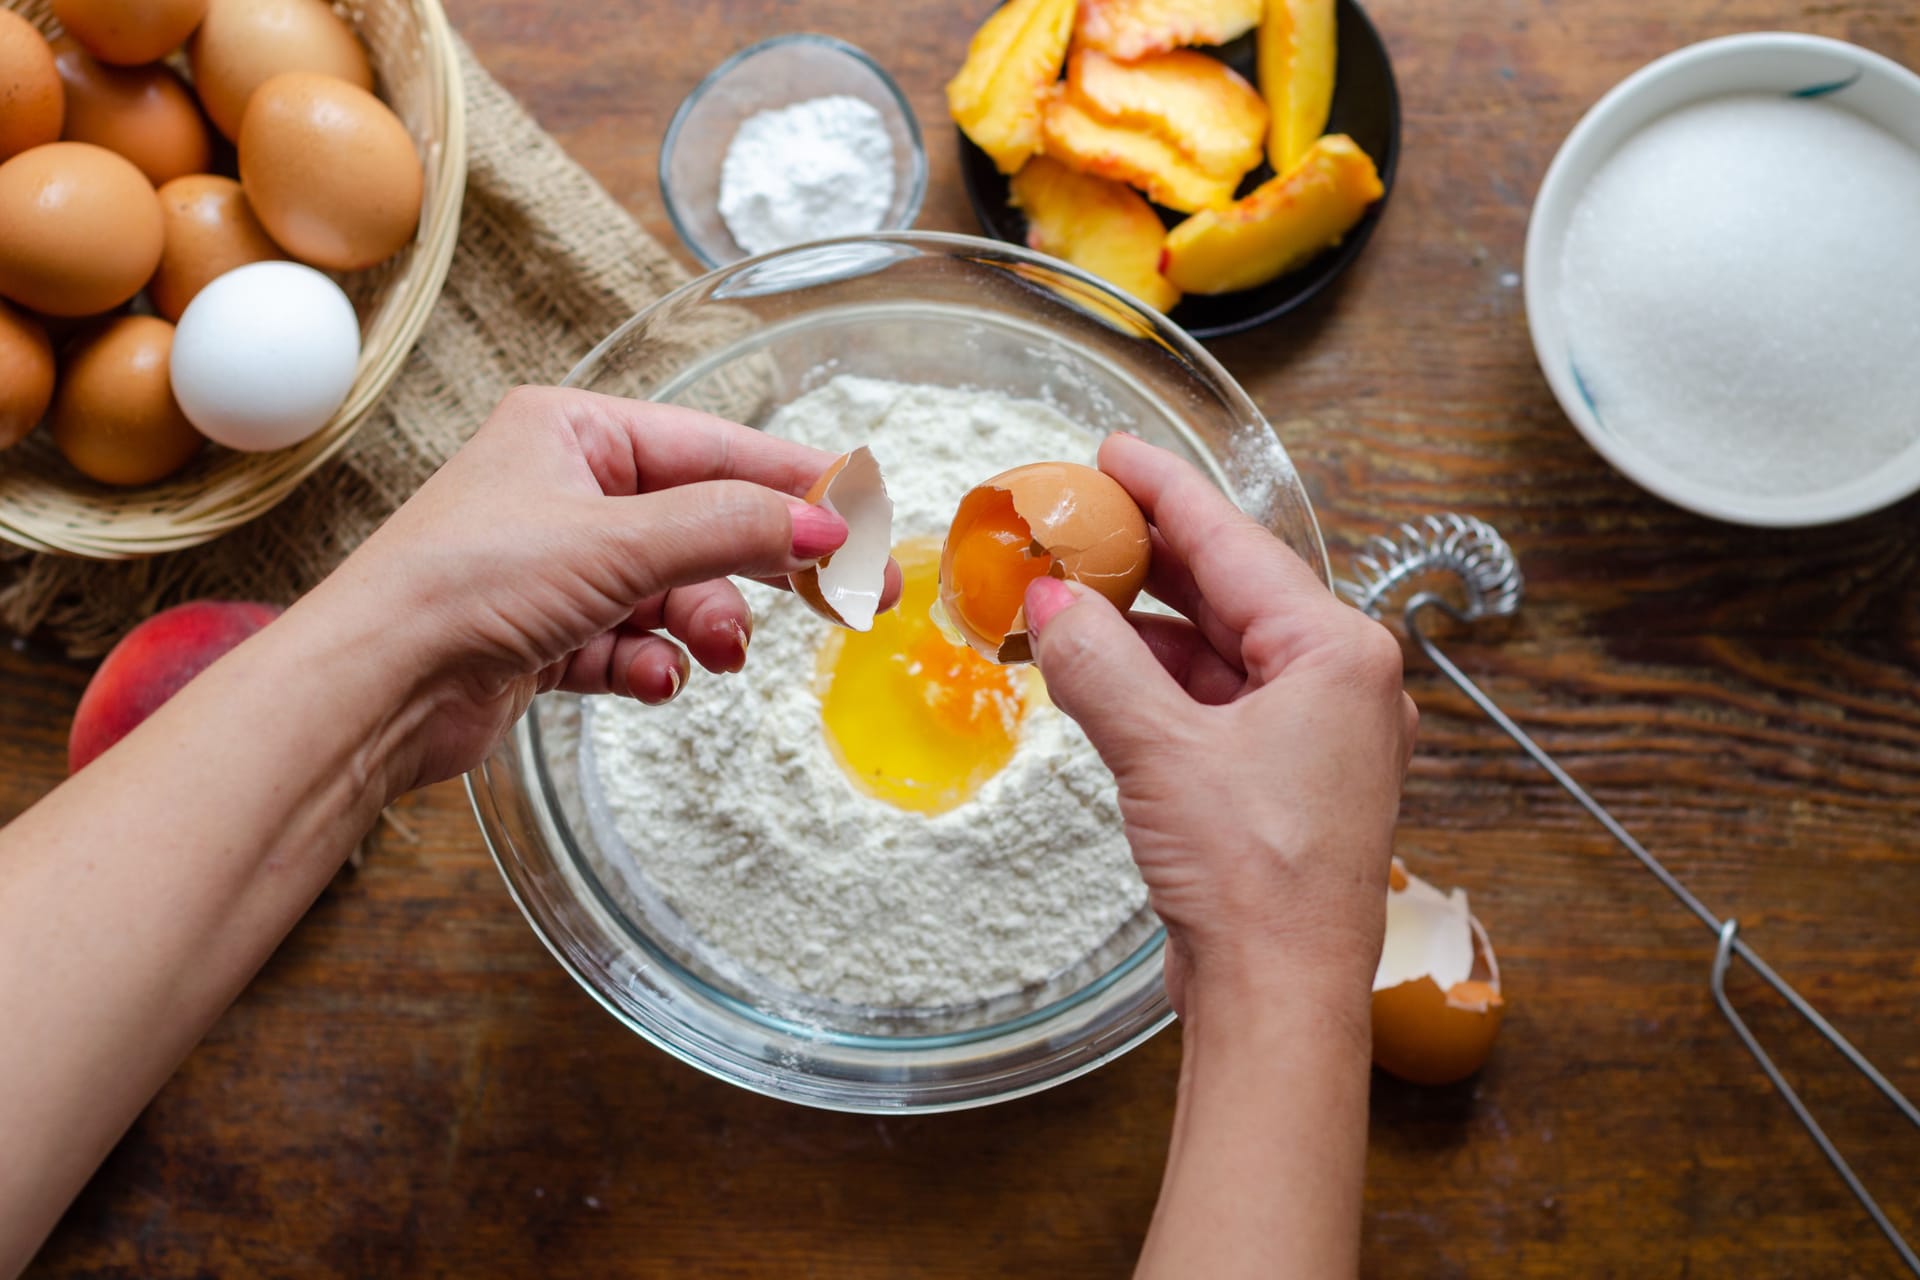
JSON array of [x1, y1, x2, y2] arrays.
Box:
[[306, 385, 899, 792], [0, 385, 906, 1271]]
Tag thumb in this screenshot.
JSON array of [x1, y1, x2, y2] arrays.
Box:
[[604, 480, 844, 597], [1025, 577, 1191, 767]]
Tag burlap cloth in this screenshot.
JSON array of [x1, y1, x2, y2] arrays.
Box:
[[0, 39, 692, 657]]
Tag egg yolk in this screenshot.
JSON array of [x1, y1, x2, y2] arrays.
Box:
[[817, 537, 1031, 814], [944, 488, 1057, 646]]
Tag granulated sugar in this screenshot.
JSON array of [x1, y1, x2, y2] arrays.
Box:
[[1558, 94, 1920, 496], [585, 377, 1148, 1010]]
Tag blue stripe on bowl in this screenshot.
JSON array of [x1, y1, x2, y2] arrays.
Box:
[[1571, 359, 1605, 431], [1789, 67, 1863, 98]]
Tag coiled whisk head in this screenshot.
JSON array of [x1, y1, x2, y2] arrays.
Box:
[[1338, 514, 1523, 623]]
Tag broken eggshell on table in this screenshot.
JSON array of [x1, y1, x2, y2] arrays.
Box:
[[1372, 857, 1506, 1086]]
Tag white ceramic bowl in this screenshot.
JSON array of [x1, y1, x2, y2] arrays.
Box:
[[1524, 33, 1920, 527]]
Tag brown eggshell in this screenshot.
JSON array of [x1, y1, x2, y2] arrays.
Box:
[[0, 141, 162, 316], [52, 314, 202, 485], [148, 173, 281, 320], [1371, 871, 1505, 1088], [1371, 975, 1505, 1088], [50, 0, 208, 66], [0, 299, 55, 449], [939, 460, 1150, 664], [0, 10, 63, 162], [238, 71, 422, 271], [52, 39, 212, 186], [789, 447, 894, 632], [189, 0, 369, 140]]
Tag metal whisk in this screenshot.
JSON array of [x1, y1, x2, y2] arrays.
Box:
[[1340, 513, 1919, 1273]]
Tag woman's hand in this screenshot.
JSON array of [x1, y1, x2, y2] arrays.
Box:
[[1021, 433, 1416, 1280], [305, 385, 899, 793], [1024, 432, 1415, 1016], [0, 386, 902, 1273]]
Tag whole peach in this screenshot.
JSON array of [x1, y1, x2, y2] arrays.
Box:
[[68, 600, 282, 773]]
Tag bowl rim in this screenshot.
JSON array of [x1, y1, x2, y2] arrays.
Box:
[[566, 231, 1330, 595], [1523, 31, 1920, 528], [564, 229, 1331, 593], [658, 32, 931, 271], [955, 0, 1402, 341], [476, 230, 1333, 1111]]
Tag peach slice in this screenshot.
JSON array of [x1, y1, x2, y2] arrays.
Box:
[[1160, 133, 1383, 294], [1011, 156, 1181, 314], [1040, 90, 1240, 214], [1258, 0, 1337, 173], [1068, 48, 1268, 184], [1077, 0, 1263, 61], [947, 0, 1077, 175]]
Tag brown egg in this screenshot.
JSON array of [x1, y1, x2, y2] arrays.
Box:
[[0, 299, 55, 449], [1370, 858, 1506, 1087], [149, 174, 281, 320], [49, 0, 208, 66], [939, 461, 1151, 663], [52, 39, 211, 186], [52, 315, 202, 485], [0, 141, 162, 316], [188, 0, 369, 140], [0, 10, 63, 162], [239, 72, 421, 271]]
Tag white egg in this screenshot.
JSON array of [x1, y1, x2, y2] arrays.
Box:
[[169, 261, 361, 452]]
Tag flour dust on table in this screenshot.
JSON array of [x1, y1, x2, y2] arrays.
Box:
[[585, 377, 1149, 1010]]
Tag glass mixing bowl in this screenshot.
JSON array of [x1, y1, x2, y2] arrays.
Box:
[[467, 232, 1328, 1113]]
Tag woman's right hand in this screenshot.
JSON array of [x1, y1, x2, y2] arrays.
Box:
[[1022, 433, 1417, 1025]]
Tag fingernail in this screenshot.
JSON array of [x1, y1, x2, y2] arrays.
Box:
[[787, 501, 848, 561], [1024, 576, 1077, 635], [646, 660, 684, 706], [728, 619, 750, 672]]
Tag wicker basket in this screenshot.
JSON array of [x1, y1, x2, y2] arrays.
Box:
[[0, 0, 466, 559]]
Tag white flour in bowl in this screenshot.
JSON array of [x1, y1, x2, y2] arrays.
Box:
[[586, 377, 1149, 1009]]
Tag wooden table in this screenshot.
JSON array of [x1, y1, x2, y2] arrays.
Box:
[[11, 0, 1920, 1274]]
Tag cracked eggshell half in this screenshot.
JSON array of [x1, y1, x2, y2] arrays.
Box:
[[938, 461, 1150, 664], [1370, 857, 1505, 1086], [789, 446, 893, 631]]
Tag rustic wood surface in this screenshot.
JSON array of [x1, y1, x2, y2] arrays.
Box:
[[10, 0, 1920, 1274]]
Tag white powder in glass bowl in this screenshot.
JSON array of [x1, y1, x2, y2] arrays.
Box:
[[717, 95, 895, 256], [584, 377, 1149, 1010]]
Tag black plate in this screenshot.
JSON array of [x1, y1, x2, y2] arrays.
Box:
[[958, 0, 1401, 340]]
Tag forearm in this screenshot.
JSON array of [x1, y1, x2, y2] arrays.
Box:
[[0, 582, 421, 1274], [1137, 961, 1373, 1280]]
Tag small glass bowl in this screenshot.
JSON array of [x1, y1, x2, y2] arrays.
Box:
[[659, 34, 928, 269]]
